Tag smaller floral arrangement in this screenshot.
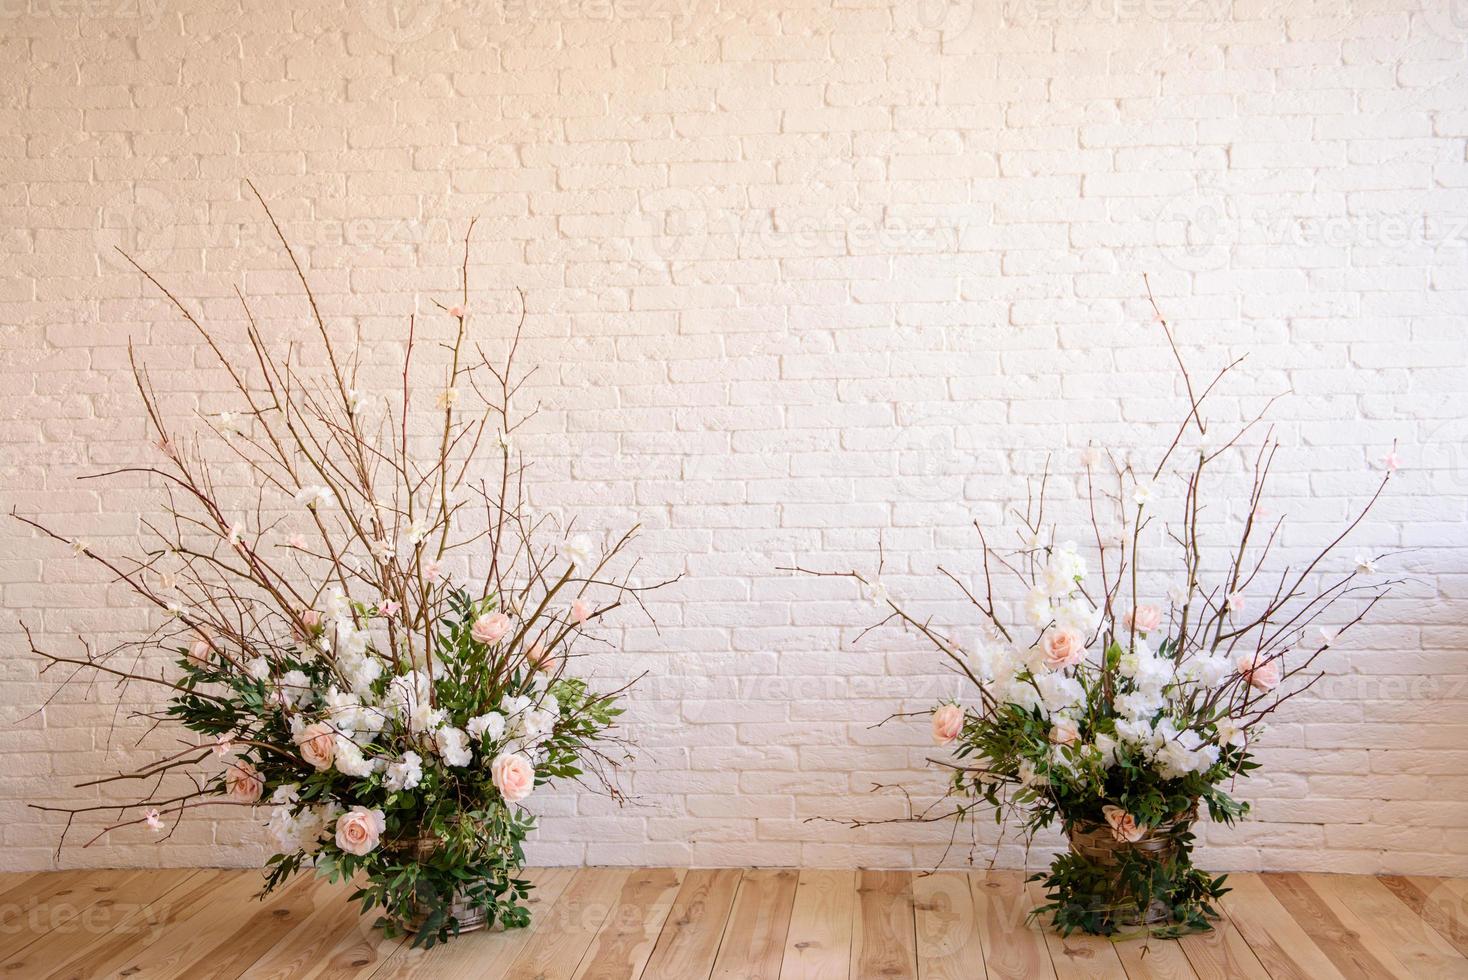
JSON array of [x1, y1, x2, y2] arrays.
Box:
[[795, 296, 1396, 937], [18, 200, 669, 947]]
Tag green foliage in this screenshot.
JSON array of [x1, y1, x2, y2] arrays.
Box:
[[1031, 822, 1230, 938]]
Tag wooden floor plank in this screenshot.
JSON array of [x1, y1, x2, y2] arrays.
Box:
[[502, 868, 630, 980], [573, 867, 684, 980], [1025, 880, 1128, 980], [1379, 875, 1468, 957], [640, 868, 742, 980], [1217, 873, 1346, 980], [1304, 873, 1468, 980], [970, 870, 1056, 980], [1174, 908, 1270, 980], [242, 875, 406, 980], [1112, 934, 1199, 980], [851, 869, 918, 980], [33, 868, 266, 979], [912, 871, 983, 980], [0, 868, 200, 974], [710, 869, 799, 980], [0, 868, 158, 961], [169, 872, 324, 980], [369, 868, 575, 980], [1261, 872, 1403, 980], [780, 869, 854, 980], [2, 866, 1463, 979]]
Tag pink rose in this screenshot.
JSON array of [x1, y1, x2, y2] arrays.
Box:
[[1041, 627, 1085, 670], [296, 723, 336, 771], [187, 636, 212, 667], [1237, 652, 1280, 692], [301, 609, 322, 629], [224, 760, 263, 804], [931, 704, 964, 745], [491, 752, 536, 803], [571, 599, 590, 626], [526, 642, 557, 674], [1102, 804, 1144, 843], [471, 612, 511, 646], [1050, 718, 1079, 745], [334, 806, 385, 856], [1126, 604, 1162, 634]]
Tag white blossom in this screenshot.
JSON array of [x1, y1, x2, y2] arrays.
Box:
[[384, 751, 423, 792], [294, 485, 334, 510], [435, 726, 472, 767], [467, 711, 506, 741], [560, 535, 595, 570]]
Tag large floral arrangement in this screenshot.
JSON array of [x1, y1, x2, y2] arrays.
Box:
[[16, 193, 668, 947], [795, 294, 1396, 937]]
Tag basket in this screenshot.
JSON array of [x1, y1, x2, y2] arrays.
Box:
[[385, 832, 492, 935], [1064, 805, 1198, 927]]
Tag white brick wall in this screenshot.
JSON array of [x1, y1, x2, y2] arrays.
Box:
[[3, 0, 1467, 876]]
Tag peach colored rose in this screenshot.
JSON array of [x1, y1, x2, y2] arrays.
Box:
[[187, 637, 212, 667], [224, 760, 263, 804], [1041, 627, 1085, 670], [471, 612, 511, 646], [1126, 604, 1162, 634], [1237, 652, 1280, 692], [1102, 804, 1144, 843], [334, 806, 385, 856], [296, 723, 336, 771], [491, 752, 536, 804], [571, 599, 590, 626], [1050, 718, 1079, 745], [931, 704, 964, 745], [526, 642, 557, 674]]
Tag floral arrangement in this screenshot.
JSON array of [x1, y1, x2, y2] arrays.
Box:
[[794, 291, 1397, 937], [16, 192, 668, 947]]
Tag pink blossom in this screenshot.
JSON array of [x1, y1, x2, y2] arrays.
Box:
[[448, 305, 466, 318], [378, 600, 401, 618], [1125, 604, 1162, 634], [1226, 592, 1245, 616], [287, 534, 308, 549], [491, 752, 535, 803], [301, 609, 322, 630], [571, 599, 591, 626], [1102, 805, 1144, 843], [1237, 651, 1281, 692], [335, 807, 385, 856], [224, 759, 264, 804], [931, 704, 964, 745], [187, 636, 212, 667], [472, 612, 511, 646], [1040, 627, 1085, 670], [213, 736, 233, 758], [1382, 450, 1401, 473], [424, 560, 443, 582], [145, 809, 164, 832]]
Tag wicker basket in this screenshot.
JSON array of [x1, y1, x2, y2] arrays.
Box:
[[385, 832, 492, 935], [1064, 806, 1197, 927]]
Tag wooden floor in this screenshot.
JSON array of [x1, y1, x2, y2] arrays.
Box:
[[0, 868, 1465, 979]]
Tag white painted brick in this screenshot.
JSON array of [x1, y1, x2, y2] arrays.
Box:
[[0, 0, 1463, 877]]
